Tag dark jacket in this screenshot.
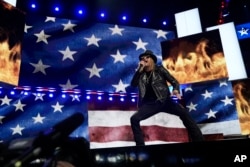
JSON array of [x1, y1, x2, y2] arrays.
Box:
[[131, 65, 180, 104]]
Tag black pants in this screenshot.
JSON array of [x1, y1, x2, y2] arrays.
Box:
[[130, 98, 204, 146]]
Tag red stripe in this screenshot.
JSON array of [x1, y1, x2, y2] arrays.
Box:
[[89, 125, 189, 143], [143, 126, 189, 142]]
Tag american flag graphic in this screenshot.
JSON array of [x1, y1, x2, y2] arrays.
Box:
[[88, 79, 242, 149], [0, 14, 243, 149], [88, 108, 190, 148], [0, 14, 175, 146], [0, 89, 89, 143], [182, 79, 241, 136], [19, 14, 175, 92]]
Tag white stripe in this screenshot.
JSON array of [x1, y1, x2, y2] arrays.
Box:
[[199, 120, 241, 135], [88, 110, 185, 128], [90, 141, 181, 149], [90, 141, 135, 149]]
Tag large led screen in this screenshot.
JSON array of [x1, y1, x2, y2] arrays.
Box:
[[161, 29, 228, 84], [0, 1, 25, 86]]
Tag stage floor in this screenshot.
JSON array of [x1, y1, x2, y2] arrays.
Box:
[[90, 137, 250, 167], [1, 136, 249, 167]]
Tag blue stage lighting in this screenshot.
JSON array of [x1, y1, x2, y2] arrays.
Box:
[[131, 98, 136, 102], [31, 3, 36, 9], [49, 93, 54, 98], [142, 18, 147, 23], [122, 15, 127, 21], [120, 97, 124, 101], [54, 6, 60, 12], [78, 9, 83, 15], [74, 5, 86, 16], [100, 12, 105, 18], [109, 97, 113, 101]]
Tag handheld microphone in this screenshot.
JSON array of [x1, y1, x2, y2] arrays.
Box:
[[138, 63, 144, 72]]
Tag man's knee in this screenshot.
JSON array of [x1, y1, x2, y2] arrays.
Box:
[[130, 115, 139, 124]]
